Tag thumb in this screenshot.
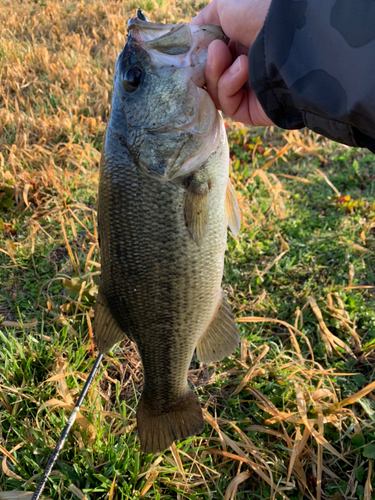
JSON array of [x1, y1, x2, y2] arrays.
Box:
[[190, 0, 221, 26]]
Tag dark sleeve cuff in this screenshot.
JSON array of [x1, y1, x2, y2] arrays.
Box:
[[248, 23, 305, 131], [248, 0, 375, 154]]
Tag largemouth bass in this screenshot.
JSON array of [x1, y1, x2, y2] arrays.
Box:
[[95, 9, 241, 454]]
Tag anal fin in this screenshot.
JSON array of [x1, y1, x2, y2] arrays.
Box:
[[196, 290, 240, 364], [226, 177, 241, 236], [95, 290, 127, 353]]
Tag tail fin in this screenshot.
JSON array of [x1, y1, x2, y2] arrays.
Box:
[[137, 390, 204, 454]]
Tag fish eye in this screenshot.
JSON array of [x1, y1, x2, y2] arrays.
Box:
[[123, 67, 143, 93]]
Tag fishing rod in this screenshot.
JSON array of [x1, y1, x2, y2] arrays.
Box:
[[31, 353, 104, 500]]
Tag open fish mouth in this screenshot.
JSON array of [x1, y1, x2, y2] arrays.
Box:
[[126, 8, 228, 87], [127, 8, 228, 53]]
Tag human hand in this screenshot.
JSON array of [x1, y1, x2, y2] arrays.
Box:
[[190, 0, 274, 127]]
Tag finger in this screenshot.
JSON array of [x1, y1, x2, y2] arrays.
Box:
[[228, 40, 248, 60], [234, 42, 249, 57], [190, 0, 220, 26], [228, 40, 237, 60], [217, 55, 253, 123], [205, 39, 232, 110]]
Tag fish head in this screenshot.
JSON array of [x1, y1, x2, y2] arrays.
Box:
[[111, 9, 228, 180]]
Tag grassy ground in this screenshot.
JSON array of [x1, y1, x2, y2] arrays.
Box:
[[1, 1, 375, 499]]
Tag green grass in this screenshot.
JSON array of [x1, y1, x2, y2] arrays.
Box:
[[1, 1, 375, 499]]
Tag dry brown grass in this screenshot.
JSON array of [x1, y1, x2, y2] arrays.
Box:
[[0, 0, 199, 213]]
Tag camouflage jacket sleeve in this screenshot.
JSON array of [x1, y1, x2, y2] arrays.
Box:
[[248, 0, 375, 153]]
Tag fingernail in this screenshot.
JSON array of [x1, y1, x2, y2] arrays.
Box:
[[229, 57, 242, 75], [206, 44, 213, 66]]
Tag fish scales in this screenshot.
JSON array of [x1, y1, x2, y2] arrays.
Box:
[[99, 133, 227, 395], [95, 10, 241, 453]]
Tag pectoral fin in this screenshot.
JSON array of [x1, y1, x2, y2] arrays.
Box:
[[95, 290, 127, 353], [184, 178, 209, 247], [226, 178, 241, 236], [196, 290, 240, 364]]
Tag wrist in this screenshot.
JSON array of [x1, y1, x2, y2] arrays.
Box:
[[255, 98, 274, 127]]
